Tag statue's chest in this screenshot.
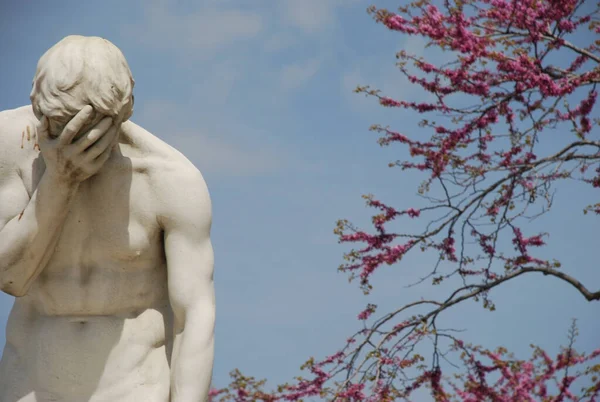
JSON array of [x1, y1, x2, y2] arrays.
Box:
[[25, 167, 166, 314], [46, 167, 162, 271]]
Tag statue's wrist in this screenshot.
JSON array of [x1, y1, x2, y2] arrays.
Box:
[[45, 171, 80, 191]]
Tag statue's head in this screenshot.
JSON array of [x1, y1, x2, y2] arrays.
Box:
[[30, 35, 135, 134]]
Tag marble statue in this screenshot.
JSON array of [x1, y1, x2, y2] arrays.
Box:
[[0, 36, 215, 402]]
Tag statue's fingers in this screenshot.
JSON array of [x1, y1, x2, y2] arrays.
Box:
[[59, 105, 94, 145], [36, 116, 49, 141]]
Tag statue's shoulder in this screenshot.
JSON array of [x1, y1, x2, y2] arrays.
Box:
[[124, 120, 202, 178], [0, 105, 38, 135], [0, 105, 40, 165], [123, 121, 209, 203]]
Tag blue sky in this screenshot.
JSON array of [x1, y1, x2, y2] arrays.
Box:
[[0, 0, 598, 394]]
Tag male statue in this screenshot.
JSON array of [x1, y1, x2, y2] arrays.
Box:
[[0, 36, 215, 401]]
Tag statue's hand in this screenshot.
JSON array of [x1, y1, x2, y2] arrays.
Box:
[[38, 105, 120, 185]]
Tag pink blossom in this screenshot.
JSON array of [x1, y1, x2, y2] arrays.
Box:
[[406, 208, 421, 218], [357, 304, 377, 321]]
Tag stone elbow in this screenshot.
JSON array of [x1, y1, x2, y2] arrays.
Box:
[[0, 276, 28, 297], [4, 287, 27, 298]]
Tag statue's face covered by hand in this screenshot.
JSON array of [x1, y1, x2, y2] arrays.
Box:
[[47, 109, 108, 139], [30, 35, 135, 137]]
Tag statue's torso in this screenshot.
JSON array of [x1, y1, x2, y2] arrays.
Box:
[[0, 106, 180, 402]]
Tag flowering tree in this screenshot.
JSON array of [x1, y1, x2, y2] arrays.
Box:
[[211, 0, 600, 400]]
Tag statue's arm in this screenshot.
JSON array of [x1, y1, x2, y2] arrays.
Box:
[[160, 166, 215, 402], [0, 106, 118, 297], [0, 113, 79, 297]]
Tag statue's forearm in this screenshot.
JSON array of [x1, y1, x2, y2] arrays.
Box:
[[170, 324, 215, 402], [0, 171, 78, 296]]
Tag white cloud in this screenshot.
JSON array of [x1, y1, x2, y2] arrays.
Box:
[[122, 0, 263, 53], [135, 100, 283, 177], [402, 35, 428, 59], [263, 33, 299, 52], [280, 0, 363, 34], [282, 0, 335, 34], [340, 51, 431, 115], [342, 69, 365, 94], [341, 68, 380, 114], [190, 61, 240, 106], [165, 131, 281, 177], [279, 58, 321, 91]]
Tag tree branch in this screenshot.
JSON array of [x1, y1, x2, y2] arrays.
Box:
[[543, 32, 600, 64], [519, 267, 600, 301]]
